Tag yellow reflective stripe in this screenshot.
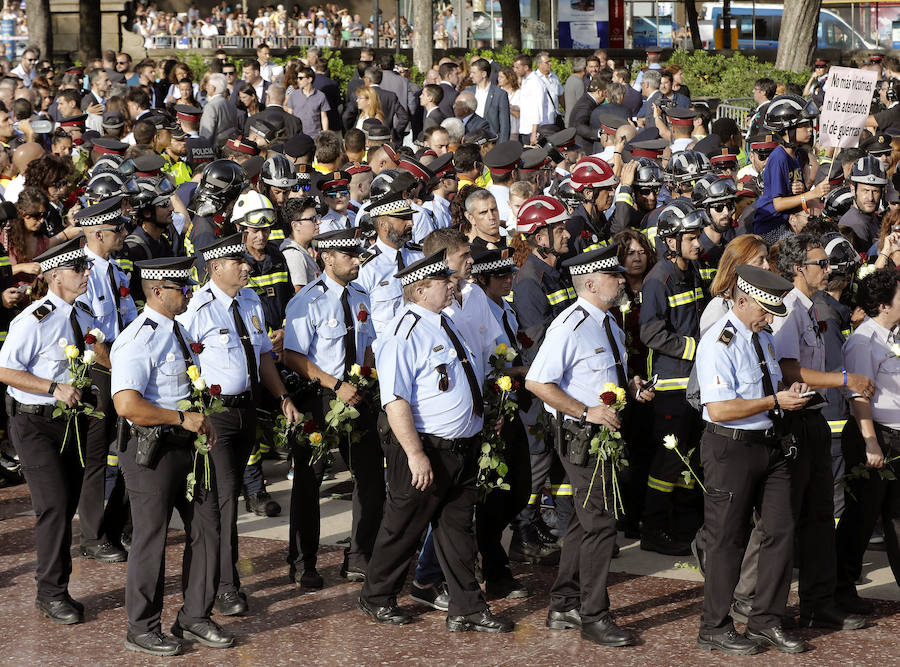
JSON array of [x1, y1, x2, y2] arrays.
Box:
[[615, 192, 635, 207], [249, 271, 289, 288], [550, 484, 573, 496], [547, 288, 570, 305], [0, 331, 6, 342], [0, 255, 10, 267], [528, 493, 540, 505], [841, 328, 851, 340], [655, 377, 689, 391], [107, 454, 118, 466], [269, 229, 285, 241], [247, 450, 262, 465], [184, 237, 195, 255], [699, 267, 716, 281], [583, 240, 608, 252], [682, 336, 697, 361], [647, 476, 674, 492], [828, 419, 847, 436], [667, 287, 704, 308], [116, 259, 134, 272], [673, 476, 695, 490], [644, 226, 657, 247]]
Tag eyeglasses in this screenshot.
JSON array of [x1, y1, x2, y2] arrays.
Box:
[[63, 259, 93, 273], [103, 222, 126, 234], [710, 201, 735, 213], [803, 259, 830, 269], [296, 215, 320, 224], [116, 60, 129, 65], [23, 210, 47, 219], [23, 58, 35, 62], [324, 190, 349, 198], [159, 284, 193, 296], [50, 180, 68, 189]]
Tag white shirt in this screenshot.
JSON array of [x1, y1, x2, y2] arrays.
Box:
[[2, 174, 25, 203], [474, 85, 489, 116], [260, 62, 284, 83], [444, 280, 504, 379], [518, 70, 560, 137]]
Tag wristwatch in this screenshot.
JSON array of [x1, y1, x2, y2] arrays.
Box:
[[177, 410, 185, 424], [579, 406, 588, 426], [333, 379, 343, 392], [278, 393, 290, 403], [48, 381, 58, 396]]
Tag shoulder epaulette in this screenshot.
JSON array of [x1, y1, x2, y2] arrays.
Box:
[[393, 310, 421, 339], [32, 302, 55, 322], [349, 283, 365, 294], [194, 289, 215, 309], [564, 305, 590, 330], [309, 280, 328, 301], [359, 247, 379, 267], [74, 301, 93, 317], [717, 324, 735, 346]]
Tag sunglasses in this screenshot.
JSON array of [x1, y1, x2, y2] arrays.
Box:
[[803, 259, 830, 269], [63, 259, 93, 273], [103, 222, 126, 234], [223, 71, 236, 76], [324, 190, 349, 198], [636, 187, 658, 196], [23, 210, 47, 219], [709, 201, 735, 213], [50, 180, 68, 189], [116, 60, 129, 65], [296, 215, 320, 224], [436, 364, 449, 391], [159, 284, 193, 296]]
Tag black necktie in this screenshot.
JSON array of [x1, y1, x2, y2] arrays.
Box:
[[751, 332, 781, 422], [108, 263, 124, 334], [396, 250, 405, 272], [70, 309, 85, 354], [603, 314, 628, 389], [440, 314, 483, 417], [231, 300, 259, 398], [172, 321, 192, 366], [501, 310, 523, 365], [340, 289, 356, 376]]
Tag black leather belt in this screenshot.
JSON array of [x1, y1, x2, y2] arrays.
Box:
[[877, 423, 900, 439], [706, 422, 776, 442], [420, 433, 478, 453], [10, 400, 58, 420], [220, 391, 254, 409]]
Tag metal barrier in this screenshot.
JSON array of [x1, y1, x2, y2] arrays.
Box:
[[715, 97, 756, 131], [146, 34, 315, 51]]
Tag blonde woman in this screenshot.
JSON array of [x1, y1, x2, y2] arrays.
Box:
[[354, 85, 384, 129]]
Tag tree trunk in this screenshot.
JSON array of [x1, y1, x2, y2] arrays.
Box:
[[685, 0, 702, 50], [78, 0, 102, 62], [776, 0, 821, 71], [24, 0, 51, 59], [411, 0, 431, 73], [500, 0, 521, 50]]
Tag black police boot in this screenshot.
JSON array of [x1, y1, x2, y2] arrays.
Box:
[[171, 619, 235, 648], [410, 581, 450, 611], [35, 598, 82, 625], [745, 626, 809, 654], [580, 613, 636, 647], [485, 573, 530, 600], [508, 534, 560, 565], [80, 541, 128, 563], [639, 529, 691, 556], [799, 601, 866, 630], [698, 627, 762, 655], [125, 630, 182, 657], [245, 491, 281, 516], [446, 608, 514, 633], [358, 596, 413, 625], [546, 608, 581, 630], [213, 590, 248, 616]]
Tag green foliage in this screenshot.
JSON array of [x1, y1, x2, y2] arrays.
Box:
[[185, 53, 208, 83], [320, 47, 356, 97], [668, 49, 810, 101]]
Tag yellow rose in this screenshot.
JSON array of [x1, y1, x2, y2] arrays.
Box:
[[186, 365, 201, 381], [370, 368, 378, 380], [602, 382, 618, 394], [65, 345, 80, 359], [497, 376, 513, 392], [350, 363, 362, 377], [309, 432, 323, 444], [495, 343, 509, 357], [615, 387, 627, 404]]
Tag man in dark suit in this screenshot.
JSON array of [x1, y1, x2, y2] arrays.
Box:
[[616, 66, 644, 117], [232, 59, 269, 109], [420, 84, 447, 132], [437, 62, 460, 119], [313, 62, 341, 138], [341, 67, 407, 142], [378, 53, 417, 140], [251, 83, 302, 138], [466, 58, 510, 142], [346, 47, 376, 106], [570, 77, 605, 146], [453, 91, 490, 135]]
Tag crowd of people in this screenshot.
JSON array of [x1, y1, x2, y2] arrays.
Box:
[[0, 38, 899, 660]]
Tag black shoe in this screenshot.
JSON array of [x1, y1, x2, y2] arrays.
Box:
[[299, 568, 324, 589], [640, 529, 691, 556], [546, 608, 581, 630], [213, 590, 248, 616], [340, 559, 367, 583], [245, 491, 281, 517], [35, 598, 82, 625], [580, 614, 636, 647], [485, 574, 530, 600], [698, 627, 762, 655], [120, 533, 132, 553], [533, 519, 561, 547], [508, 537, 560, 565], [799, 602, 866, 630], [125, 630, 182, 656], [446, 608, 514, 633], [731, 599, 752, 625], [80, 541, 127, 563], [691, 538, 706, 577], [171, 619, 234, 649], [358, 596, 413, 625], [835, 591, 875, 615], [64, 593, 84, 615], [410, 581, 450, 611], [745, 626, 809, 654]]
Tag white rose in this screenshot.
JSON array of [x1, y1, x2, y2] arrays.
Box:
[[504, 348, 517, 362], [89, 328, 106, 344], [192, 377, 207, 391], [82, 350, 95, 365], [891, 343, 900, 358], [663, 434, 678, 450], [620, 300, 632, 315], [858, 264, 876, 279]]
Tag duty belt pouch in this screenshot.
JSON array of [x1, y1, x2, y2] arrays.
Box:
[[775, 415, 799, 462], [4, 394, 15, 418], [132, 424, 163, 469], [555, 413, 589, 466], [115, 416, 129, 453]]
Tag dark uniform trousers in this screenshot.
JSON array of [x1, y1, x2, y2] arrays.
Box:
[[119, 432, 219, 635], [699, 430, 794, 633], [10, 412, 83, 600], [288, 392, 385, 573], [79, 366, 119, 547], [476, 413, 532, 582], [209, 404, 256, 594], [361, 435, 487, 617], [836, 419, 900, 596], [733, 410, 835, 610], [549, 452, 618, 623]]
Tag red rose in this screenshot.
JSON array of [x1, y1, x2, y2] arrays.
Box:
[[580, 229, 591, 240], [213, 214, 225, 224], [817, 320, 827, 334], [208, 384, 222, 396], [119, 286, 130, 298], [512, 379, 521, 391], [517, 331, 534, 349], [491, 383, 501, 394], [357, 309, 368, 322], [860, 252, 868, 262], [600, 391, 617, 406], [303, 419, 317, 434], [360, 365, 372, 377], [83, 333, 97, 345]]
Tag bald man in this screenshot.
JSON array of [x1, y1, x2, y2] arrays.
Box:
[[4, 141, 45, 202], [453, 91, 489, 135]]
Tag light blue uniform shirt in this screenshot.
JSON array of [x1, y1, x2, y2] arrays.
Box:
[[77, 247, 138, 342], [771, 287, 826, 373], [318, 210, 351, 234], [526, 297, 627, 421], [176, 281, 273, 396], [443, 280, 504, 381], [0, 290, 96, 406], [423, 195, 452, 231], [376, 303, 484, 439], [697, 311, 783, 430], [411, 202, 440, 244], [284, 273, 375, 379], [355, 238, 424, 337], [111, 306, 199, 411], [487, 293, 519, 350]]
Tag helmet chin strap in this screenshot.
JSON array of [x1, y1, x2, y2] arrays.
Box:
[[536, 226, 562, 258]]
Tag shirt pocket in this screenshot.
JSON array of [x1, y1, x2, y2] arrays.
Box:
[[203, 330, 242, 370], [736, 364, 763, 396], [38, 344, 69, 381], [91, 293, 113, 319], [155, 356, 189, 398], [427, 348, 456, 392]]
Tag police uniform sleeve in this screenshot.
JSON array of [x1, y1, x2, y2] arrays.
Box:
[[770, 302, 802, 361], [283, 297, 316, 355], [697, 333, 739, 405], [525, 322, 573, 386], [110, 336, 153, 397], [376, 333, 414, 408], [0, 314, 39, 371], [842, 331, 876, 397], [639, 274, 693, 358]]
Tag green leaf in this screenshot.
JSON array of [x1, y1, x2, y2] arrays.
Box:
[[499, 483, 511, 491], [479, 458, 490, 469], [176, 399, 192, 410], [52, 407, 63, 418], [496, 463, 508, 477], [882, 469, 897, 481]]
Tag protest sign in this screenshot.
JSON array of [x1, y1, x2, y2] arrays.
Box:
[[818, 66, 879, 148]]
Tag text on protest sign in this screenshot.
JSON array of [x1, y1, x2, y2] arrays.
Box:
[[819, 67, 878, 147]]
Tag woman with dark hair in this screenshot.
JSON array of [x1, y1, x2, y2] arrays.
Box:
[[450, 183, 481, 235], [834, 267, 900, 614], [1, 187, 51, 287], [237, 86, 260, 133], [874, 208, 900, 269], [22, 155, 73, 237]]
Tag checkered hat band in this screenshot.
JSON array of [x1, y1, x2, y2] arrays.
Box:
[[370, 199, 413, 217], [317, 238, 362, 250], [78, 209, 120, 227], [568, 255, 620, 276], [202, 243, 246, 261], [472, 257, 515, 273], [399, 260, 449, 286], [736, 276, 782, 306], [40, 248, 84, 273], [140, 268, 191, 280]]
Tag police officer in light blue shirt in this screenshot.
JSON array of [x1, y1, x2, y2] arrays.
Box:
[[110, 256, 230, 657], [177, 233, 299, 617], [355, 191, 423, 337], [283, 227, 382, 588], [0, 239, 96, 626], [360, 249, 513, 634]]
